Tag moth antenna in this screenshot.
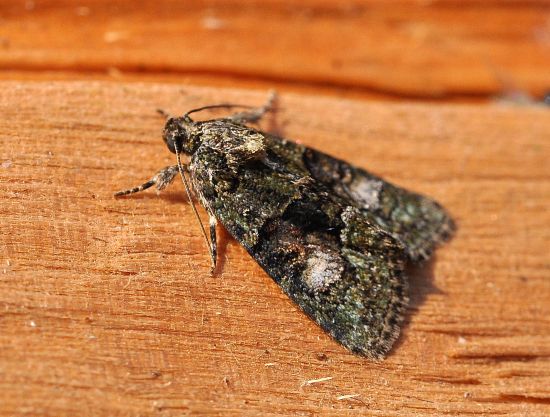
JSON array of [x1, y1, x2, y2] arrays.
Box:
[[174, 142, 216, 269], [184, 92, 277, 122], [184, 104, 255, 120]]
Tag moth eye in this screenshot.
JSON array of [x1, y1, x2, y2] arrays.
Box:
[[162, 117, 189, 154]]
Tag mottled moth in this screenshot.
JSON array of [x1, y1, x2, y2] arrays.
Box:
[[115, 94, 454, 359]]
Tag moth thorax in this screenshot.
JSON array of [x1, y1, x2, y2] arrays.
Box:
[[226, 134, 267, 170]]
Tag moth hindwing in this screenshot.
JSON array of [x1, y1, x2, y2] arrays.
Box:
[[115, 95, 454, 359]]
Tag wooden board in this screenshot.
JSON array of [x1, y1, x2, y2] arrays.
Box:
[[1, 0, 550, 100], [1, 81, 549, 416]]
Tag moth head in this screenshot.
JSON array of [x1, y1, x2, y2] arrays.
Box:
[[162, 117, 199, 155]]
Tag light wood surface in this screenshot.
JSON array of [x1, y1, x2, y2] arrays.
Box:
[[1, 0, 550, 100], [2, 0, 549, 415], [1, 82, 549, 416]]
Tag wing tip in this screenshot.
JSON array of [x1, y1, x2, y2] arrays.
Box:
[[357, 280, 409, 360], [407, 207, 456, 262]]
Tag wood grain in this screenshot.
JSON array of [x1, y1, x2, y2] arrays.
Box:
[[1, 0, 549, 100], [1, 81, 549, 416]]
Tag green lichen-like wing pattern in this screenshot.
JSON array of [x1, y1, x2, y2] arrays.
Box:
[[189, 124, 408, 358], [264, 134, 455, 261]]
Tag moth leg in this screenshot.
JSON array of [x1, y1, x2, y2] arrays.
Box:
[[227, 90, 276, 124], [114, 165, 179, 196], [209, 215, 218, 273]]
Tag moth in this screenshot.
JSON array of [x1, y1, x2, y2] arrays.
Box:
[[115, 94, 454, 359]]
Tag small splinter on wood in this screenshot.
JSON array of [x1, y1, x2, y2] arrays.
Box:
[[301, 376, 333, 387], [337, 394, 361, 401]]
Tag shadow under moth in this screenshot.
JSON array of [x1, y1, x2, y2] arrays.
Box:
[[115, 93, 454, 359]]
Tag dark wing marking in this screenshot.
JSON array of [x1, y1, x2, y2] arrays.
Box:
[[263, 134, 455, 261], [190, 143, 408, 358]]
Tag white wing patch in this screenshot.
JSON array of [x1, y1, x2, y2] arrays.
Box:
[[348, 177, 383, 209], [303, 247, 344, 293]]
